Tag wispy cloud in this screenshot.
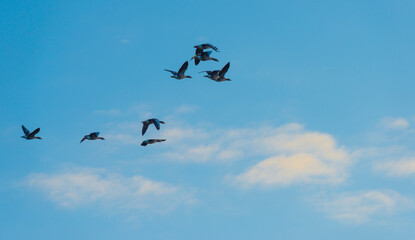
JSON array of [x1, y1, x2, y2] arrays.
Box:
[[312, 190, 413, 224], [173, 104, 199, 115], [28, 167, 195, 213], [374, 158, 415, 177], [379, 117, 410, 130]]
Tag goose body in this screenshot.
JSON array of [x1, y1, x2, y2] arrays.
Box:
[[21, 125, 42, 140], [201, 62, 231, 82], [194, 43, 220, 54], [191, 51, 219, 65], [80, 132, 105, 143], [141, 118, 166, 136], [141, 139, 166, 146], [165, 61, 192, 79]]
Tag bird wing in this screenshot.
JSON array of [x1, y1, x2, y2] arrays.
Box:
[[195, 48, 203, 55], [22, 125, 30, 136], [178, 61, 188, 75], [142, 122, 149, 136], [153, 119, 161, 130], [195, 58, 200, 65], [164, 69, 177, 75], [204, 51, 212, 56], [28, 128, 40, 138], [203, 43, 219, 52], [91, 132, 100, 137], [219, 62, 230, 77]]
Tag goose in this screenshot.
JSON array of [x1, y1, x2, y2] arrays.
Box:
[[141, 118, 165, 136], [191, 51, 219, 65], [200, 62, 231, 82], [141, 139, 166, 146], [194, 43, 220, 54], [80, 132, 105, 143], [21, 125, 42, 140], [165, 61, 192, 79]]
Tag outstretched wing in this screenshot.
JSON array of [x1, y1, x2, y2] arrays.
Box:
[[195, 58, 200, 65], [202, 43, 219, 52], [142, 122, 149, 136], [219, 62, 230, 77], [91, 132, 100, 138], [153, 119, 161, 130], [178, 61, 188, 75], [28, 128, 40, 138], [164, 69, 177, 75], [204, 51, 212, 56], [22, 125, 30, 136], [195, 47, 203, 55]]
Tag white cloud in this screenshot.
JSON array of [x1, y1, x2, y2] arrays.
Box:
[[226, 124, 350, 187], [160, 123, 351, 186], [234, 153, 345, 187], [28, 167, 195, 213], [313, 190, 413, 224], [379, 117, 410, 130], [374, 158, 415, 176]]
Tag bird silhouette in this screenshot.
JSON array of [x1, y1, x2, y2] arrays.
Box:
[[21, 125, 42, 140], [141, 139, 166, 146], [80, 132, 105, 143], [165, 61, 192, 79], [200, 62, 231, 82], [141, 118, 165, 136], [191, 51, 219, 65]]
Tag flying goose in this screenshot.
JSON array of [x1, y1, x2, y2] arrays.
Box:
[[194, 43, 220, 54], [21, 125, 42, 140], [80, 132, 105, 143], [200, 62, 231, 82], [191, 51, 219, 65], [165, 61, 192, 79], [141, 139, 166, 146], [141, 118, 165, 136]]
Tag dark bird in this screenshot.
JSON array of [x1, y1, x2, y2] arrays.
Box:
[[200, 62, 231, 82], [194, 43, 220, 54], [141, 139, 166, 146], [165, 61, 192, 79], [191, 51, 219, 65], [21, 125, 42, 140], [80, 132, 105, 143], [141, 118, 165, 136]]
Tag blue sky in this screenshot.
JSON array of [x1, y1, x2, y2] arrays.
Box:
[[2, 0, 415, 239]]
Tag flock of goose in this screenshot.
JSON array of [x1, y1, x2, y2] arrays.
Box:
[[21, 43, 231, 146]]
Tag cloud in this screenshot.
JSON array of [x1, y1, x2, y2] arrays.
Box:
[[160, 123, 350, 186], [28, 167, 195, 213], [96, 119, 351, 187], [234, 153, 345, 187], [374, 158, 415, 177], [174, 104, 199, 114], [226, 124, 350, 187], [379, 117, 410, 130], [313, 190, 413, 224]]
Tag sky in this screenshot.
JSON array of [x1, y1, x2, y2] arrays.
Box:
[[1, 0, 415, 239]]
